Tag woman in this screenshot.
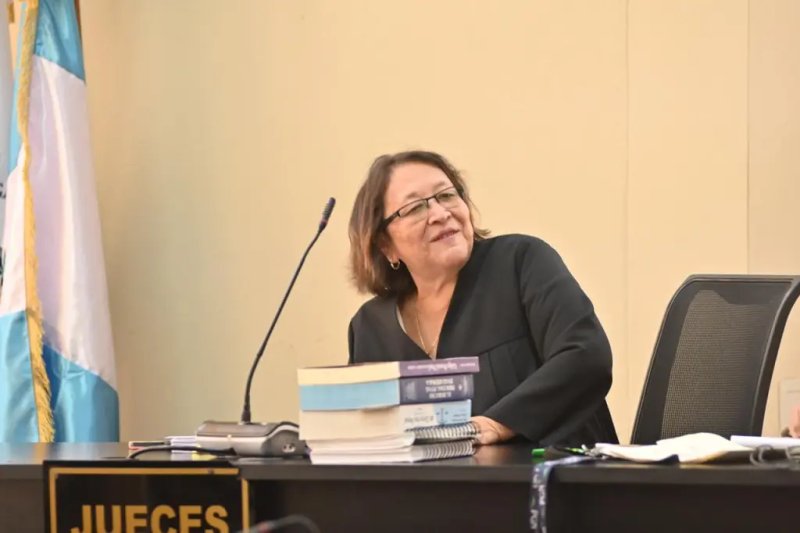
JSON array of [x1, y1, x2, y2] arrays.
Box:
[[347, 150, 617, 446]]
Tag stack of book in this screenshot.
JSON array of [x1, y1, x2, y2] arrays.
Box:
[[297, 356, 480, 464]]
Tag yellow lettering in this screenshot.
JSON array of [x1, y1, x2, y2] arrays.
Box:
[[152, 505, 177, 533], [204, 505, 229, 533], [125, 505, 147, 533], [67, 503, 231, 533], [70, 505, 93, 533], [179, 505, 202, 533], [95, 505, 122, 533]]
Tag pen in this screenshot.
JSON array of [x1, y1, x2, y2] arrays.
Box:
[[531, 447, 585, 458]]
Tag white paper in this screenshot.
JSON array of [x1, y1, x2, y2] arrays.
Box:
[[594, 433, 751, 464], [731, 435, 800, 450]]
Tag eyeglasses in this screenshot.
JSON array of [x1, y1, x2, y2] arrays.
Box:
[[382, 186, 463, 228]]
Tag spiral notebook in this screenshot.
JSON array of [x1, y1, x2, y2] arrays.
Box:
[[309, 440, 475, 464], [412, 422, 478, 443]]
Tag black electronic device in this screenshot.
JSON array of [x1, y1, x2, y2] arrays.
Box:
[[196, 420, 308, 457]]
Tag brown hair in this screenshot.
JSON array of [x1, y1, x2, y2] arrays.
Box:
[[348, 150, 489, 298]]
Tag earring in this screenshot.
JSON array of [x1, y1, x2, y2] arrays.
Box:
[[389, 259, 401, 271]]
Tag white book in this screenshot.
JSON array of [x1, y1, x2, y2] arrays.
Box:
[[297, 357, 479, 385], [306, 423, 478, 453], [593, 433, 751, 464], [308, 433, 415, 452]]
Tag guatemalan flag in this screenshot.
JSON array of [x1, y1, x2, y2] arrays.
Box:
[[0, 0, 118, 442]]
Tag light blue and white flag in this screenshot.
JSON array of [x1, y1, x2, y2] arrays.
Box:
[[0, 0, 118, 442]]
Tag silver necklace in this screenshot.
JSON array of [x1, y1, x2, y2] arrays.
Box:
[[414, 302, 440, 357]]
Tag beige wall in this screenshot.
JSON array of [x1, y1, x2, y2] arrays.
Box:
[[71, 1, 800, 442], [626, 1, 750, 437], [749, 0, 800, 436]]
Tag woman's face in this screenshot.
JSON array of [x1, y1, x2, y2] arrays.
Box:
[[381, 162, 474, 280]]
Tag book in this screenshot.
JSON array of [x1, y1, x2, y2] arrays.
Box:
[[297, 356, 479, 386], [305, 423, 478, 452], [299, 399, 472, 440], [309, 440, 475, 464], [299, 374, 474, 411], [307, 433, 416, 452]]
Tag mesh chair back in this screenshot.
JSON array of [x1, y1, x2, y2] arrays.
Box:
[[631, 275, 800, 444]]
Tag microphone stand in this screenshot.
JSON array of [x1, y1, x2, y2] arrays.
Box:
[[195, 198, 335, 457]]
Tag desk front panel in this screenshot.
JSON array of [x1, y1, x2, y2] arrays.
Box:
[[251, 478, 530, 533]]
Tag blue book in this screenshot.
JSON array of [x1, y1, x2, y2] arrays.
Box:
[[299, 374, 474, 411]]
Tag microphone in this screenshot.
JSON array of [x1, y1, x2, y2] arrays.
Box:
[[319, 197, 335, 232], [195, 198, 336, 457]]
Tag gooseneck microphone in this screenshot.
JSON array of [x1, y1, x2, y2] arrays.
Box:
[[195, 198, 336, 457], [240, 197, 336, 423]]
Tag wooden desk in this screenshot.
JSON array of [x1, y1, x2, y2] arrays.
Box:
[[547, 460, 800, 532], [239, 443, 532, 532], [0, 442, 131, 532], [2, 442, 799, 533]]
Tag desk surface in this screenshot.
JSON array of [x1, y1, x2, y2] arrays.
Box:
[[3, 442, 800, 533], [0, 442, 128, 479], [2, 441, 800, 487]]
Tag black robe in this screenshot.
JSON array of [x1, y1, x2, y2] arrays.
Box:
[[348, 234, 618, 446]]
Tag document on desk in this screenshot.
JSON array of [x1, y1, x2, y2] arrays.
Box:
[[731, 435, 800, 449], [593, 433, 752, 464]]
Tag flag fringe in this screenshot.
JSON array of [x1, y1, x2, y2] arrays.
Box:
[[18, 0, 53, 443]]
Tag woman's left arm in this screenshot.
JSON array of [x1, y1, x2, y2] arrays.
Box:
[[478, 239, 613, 444]]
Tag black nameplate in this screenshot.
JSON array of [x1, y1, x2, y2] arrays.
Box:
[[45, 460, 249, 533]]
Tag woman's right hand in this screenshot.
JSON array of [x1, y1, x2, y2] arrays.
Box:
[[790, 405, 800, 438], [470, 415, 515, 445]]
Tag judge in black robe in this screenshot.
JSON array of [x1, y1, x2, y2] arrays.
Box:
[[347, 151, 618, 447]]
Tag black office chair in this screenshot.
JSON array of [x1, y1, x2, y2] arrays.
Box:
[[631, 274, 800, 444]]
